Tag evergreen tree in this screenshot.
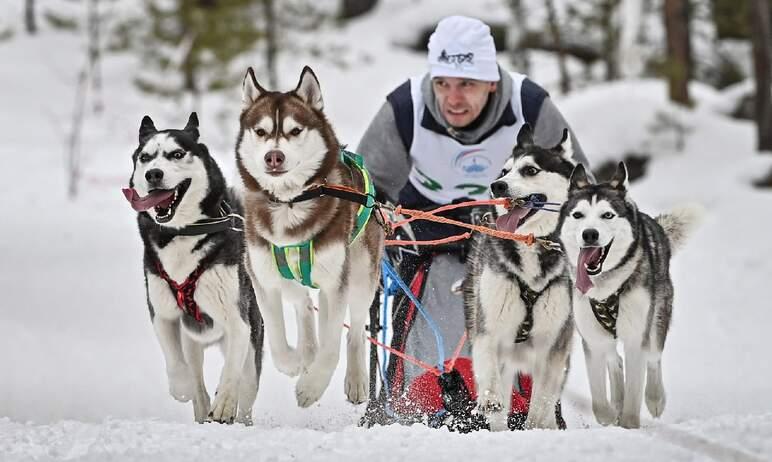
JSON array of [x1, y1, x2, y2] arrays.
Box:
[[134, 0, 263, 104]]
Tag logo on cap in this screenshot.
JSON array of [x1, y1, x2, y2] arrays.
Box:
[[437, 49, 475, 67]]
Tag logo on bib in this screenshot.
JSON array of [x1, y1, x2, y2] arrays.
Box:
[[454, 148, 492, 178]]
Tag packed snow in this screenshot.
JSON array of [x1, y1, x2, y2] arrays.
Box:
[[1, 1, 771, 460]]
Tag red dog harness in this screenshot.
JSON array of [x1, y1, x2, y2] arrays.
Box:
[[154, 260, 206, 323]]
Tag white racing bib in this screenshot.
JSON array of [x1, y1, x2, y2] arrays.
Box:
[[407, 72, 527, 203]]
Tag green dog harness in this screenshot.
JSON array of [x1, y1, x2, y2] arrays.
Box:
[[271, 149, 375, 288]]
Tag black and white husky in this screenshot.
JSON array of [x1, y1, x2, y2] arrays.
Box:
[[124, 113, 264, 424], [558, 162, 702, 428], [463, 126, 576, 430]]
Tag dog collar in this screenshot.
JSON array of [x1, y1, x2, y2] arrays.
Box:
[[272, 149, 376, 288], [158, 201, 243, 236]]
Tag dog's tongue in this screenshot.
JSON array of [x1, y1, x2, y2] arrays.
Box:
[[576, 247, 602, 294], [495, 207, 529, 233], [121, 188, 174, 212]]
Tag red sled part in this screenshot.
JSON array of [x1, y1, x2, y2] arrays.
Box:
[[392, 357, 532, 416]]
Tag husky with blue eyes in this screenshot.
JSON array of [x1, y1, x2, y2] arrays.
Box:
[[558, 162, 702, 428], [463, 125, 579, 430], [124, 113, 264, 425]]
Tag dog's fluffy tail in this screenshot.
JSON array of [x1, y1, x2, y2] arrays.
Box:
[[656, 203, 705, 253]]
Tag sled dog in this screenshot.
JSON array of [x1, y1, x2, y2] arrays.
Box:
[[124, 113, 264, 424], [236, 66, 384, 407], [558, 162, 702, 428], [463, 125, 576, 430]]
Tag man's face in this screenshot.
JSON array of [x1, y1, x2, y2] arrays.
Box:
[[432, 77, 497, 128]]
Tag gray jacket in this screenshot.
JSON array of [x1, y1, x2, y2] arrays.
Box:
[[357, 70, 591, 203]]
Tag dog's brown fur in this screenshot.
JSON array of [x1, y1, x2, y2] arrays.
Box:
[[236, 66, 383, 407]]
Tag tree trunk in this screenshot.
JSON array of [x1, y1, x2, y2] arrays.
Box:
[[750, 0, 772, 152], [618, 0, 643, 78], [507, 0, 530, 74], [87, 0, 103, 113], [25, 0, 36, 34], [262, 0, 278, 88], [600, 0, 620, 81], [545, 0, 571, 94], [67, 68, 89, 199], [663, 0, 691, 105]]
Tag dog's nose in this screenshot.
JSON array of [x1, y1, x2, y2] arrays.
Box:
[[582, 228, 599, 245], [490, 181, 508, 198], [264, 150, 285, 169], [145, 168, 164, 185]]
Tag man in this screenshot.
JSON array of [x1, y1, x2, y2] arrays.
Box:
[[358, 15, 590, 429]]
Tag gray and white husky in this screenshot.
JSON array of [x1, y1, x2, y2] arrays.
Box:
[[236, 66, 384, 407], [463, 125, 576, 430], [558, 162, 702, 428], [124, 113, 264, 424]]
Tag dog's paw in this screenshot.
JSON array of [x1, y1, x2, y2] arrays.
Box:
[[272, 349, 302, 377], [208, 384, 239, 424], [524, 413, 558, 430], [295, 368, 331, 408], [619, 412, 641, 429], [476, 389, 508, 431], [192, 394, 211, 423], [477, 389, 504, 414], [344, 367, 368, 405], [645, 385, 666, 418], [592, 402, 618, 426], [167, 367, 195, 402], [236, 411, 253, 426]]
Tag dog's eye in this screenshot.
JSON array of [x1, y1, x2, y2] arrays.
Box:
[[172, 150, 186, 159], [255, 128, 267, 137], [572, 211, 584, 219], [601, 211, 615, 219], [289, 127, 303, 136], [139, 153, 151, 162], [522, 166, 539, 177]]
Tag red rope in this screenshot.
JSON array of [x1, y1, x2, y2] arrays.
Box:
[[314, 306, 443, 377], [445, 331, 468, 373]]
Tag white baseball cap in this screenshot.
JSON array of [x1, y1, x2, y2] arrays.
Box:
[[427, 16, 500, 82]]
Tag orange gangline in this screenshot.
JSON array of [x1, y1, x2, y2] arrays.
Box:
[[393, 206, 535, 246], [384, 233, 472, 247], [390, 198, 510, 230]]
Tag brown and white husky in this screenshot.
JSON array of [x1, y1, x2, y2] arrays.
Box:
[[236, 66, 384, 407]]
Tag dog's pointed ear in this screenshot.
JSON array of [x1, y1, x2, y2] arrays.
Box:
[[516, 123, 534, 148], [139, 115, 157, 144], [184, 112, 199, 141], [569, 164, 590, 190], [553, 128, 574, 161], [609, 161, 629, 190], [295, 66, 324, 111], [242, 67, 266, 108]]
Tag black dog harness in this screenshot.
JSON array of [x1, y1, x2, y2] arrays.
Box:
[[588, 282, 629, 338], [514, 277, 556, 343]]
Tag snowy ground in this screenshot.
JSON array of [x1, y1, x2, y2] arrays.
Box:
[[2, 1, 772, 461]]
